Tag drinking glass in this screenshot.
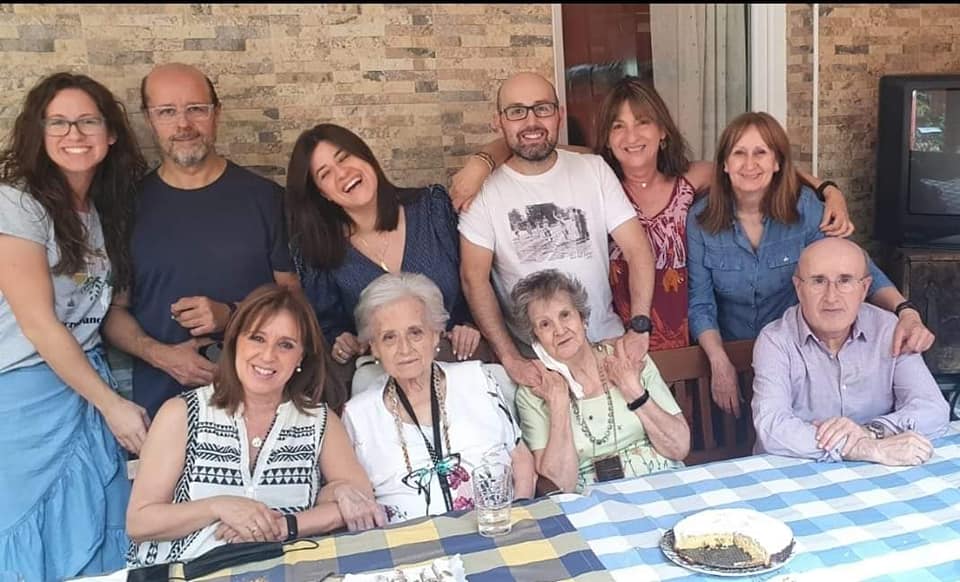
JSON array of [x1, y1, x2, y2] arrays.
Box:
[[472, 462, 513, 537]]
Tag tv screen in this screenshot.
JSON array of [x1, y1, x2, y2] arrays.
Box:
[[908, 88, 960, 216]]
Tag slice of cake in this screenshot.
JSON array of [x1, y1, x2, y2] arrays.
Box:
[[673, 508, 793, 568]]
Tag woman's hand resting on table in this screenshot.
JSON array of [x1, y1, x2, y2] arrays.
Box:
[[332, 483, 387, 532], [209, 496, 284, 542]]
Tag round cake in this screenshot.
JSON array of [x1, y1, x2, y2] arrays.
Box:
[[672, 508, 794, 568]]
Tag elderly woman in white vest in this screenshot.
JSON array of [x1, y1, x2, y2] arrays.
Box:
[[343, 272, 536, 524], [512, 269, 690, 493], [126, 284, 384, 566]]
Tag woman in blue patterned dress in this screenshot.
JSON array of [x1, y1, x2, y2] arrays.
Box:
[[127, 284, 384, 565], [0, 72, 149, 581], [285, 124, 487, 403]]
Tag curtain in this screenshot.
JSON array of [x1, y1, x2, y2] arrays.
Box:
[[650, 4, 748, 162]]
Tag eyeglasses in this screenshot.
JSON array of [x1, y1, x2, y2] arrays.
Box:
[[42, 116, 106, 137], [796, 274, 868, 294], [500, 102, 558, 121], [401, 453, 462, 498], [145, 103, 217, 124]]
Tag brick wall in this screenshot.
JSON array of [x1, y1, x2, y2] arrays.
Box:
[[0, 3, 555, 188], [786, 4, 960, 243]]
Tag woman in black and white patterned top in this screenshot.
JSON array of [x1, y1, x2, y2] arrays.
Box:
[[127, 284, 385, 566]]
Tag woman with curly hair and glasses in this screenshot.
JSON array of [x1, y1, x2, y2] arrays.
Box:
[[0, 72, 148, 580]]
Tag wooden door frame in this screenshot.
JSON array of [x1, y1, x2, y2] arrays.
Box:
[[549, 3, 788, 137]]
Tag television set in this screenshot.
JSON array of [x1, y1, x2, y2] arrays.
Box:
[[875, 74, 960, 247]]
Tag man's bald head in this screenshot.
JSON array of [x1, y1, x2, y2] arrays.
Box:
[[797, 237, 870, 280], [140, 63, 220, 110], [794, 237, 873, 343], [496, 72, 558, 112]]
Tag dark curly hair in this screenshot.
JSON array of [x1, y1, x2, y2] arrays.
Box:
[[0, 72, 147, 289]]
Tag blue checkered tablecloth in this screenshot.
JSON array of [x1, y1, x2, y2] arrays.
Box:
[[557, 422, 960, 581]]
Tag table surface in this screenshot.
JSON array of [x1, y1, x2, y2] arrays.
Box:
[[556, 421, 960, 582], [81, 424, 960, 582], [187, 495, 612, 582]]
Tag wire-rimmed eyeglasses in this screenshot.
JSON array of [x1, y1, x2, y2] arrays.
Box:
[[145, 103, 217, 125], [796, 274, 869, 293]]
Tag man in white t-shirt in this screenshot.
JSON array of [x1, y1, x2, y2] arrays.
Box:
[[459, 72, 655, 387]]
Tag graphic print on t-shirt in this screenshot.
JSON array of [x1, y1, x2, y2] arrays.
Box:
[[508, 203, 591, 263]]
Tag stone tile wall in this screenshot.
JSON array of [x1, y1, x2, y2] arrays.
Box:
[[0, 4, 555, 188]]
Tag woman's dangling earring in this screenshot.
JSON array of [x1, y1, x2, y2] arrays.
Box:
[[295, 363, 302, 373], [659, 138, 667, 151]]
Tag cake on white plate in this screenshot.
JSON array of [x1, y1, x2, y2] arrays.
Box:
[[672, 508, 794, 568]]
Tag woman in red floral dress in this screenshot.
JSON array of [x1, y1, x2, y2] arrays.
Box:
[[597, 77, 854, 352]]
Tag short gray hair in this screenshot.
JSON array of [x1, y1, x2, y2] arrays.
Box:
[[510, 269, 590, 343], [354, 272, 450, 343]]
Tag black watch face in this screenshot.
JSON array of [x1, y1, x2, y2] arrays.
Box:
[[631, 315, 652, 334]]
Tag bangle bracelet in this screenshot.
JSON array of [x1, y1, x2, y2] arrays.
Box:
[[473, 151, 496, 173], [627, 391, 650, 411], [815, 179, 838, 201]]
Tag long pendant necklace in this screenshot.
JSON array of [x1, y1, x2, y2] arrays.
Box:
[[354, 230, 391, 272], [388, 363, 451, 474]]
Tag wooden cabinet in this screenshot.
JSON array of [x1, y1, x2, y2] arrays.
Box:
[[890, 248, 960, 374]]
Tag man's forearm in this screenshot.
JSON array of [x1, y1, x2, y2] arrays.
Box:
[[612, 222, 654, 317], [879, 354, 951, 438], [103, 305, 165, 367], [462, 276, 522, 361], [752, 333, 841, 461], [624, 239, 654, 317]]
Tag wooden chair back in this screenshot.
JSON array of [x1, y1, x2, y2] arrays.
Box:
[[650, 340, 756, 465]]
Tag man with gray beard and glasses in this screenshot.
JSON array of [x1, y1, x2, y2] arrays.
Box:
[[103, 63, 297, 419], [459, 72, 655, 389]]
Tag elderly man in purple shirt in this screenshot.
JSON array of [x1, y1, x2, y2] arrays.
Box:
[[752, 237, 949, 466]]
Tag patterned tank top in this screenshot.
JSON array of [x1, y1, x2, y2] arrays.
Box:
[[609, 175, 696, 350], [128, 384, 328, 566]]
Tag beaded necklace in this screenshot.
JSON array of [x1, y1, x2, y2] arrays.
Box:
[[568, 349, 616, 446], [387, 363, 451, 473]]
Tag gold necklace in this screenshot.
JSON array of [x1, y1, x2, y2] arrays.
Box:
[[354, 230, 390, 272], [388, 364, 451, 474]]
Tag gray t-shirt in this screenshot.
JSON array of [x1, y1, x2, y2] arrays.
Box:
[[0, 184, 111, 373]]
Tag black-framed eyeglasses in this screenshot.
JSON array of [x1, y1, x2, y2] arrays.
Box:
[[145, 103, 217, 124], [42, 116, 106, 137], [500, 102, 559, 121], [796, 274, 869, 294]]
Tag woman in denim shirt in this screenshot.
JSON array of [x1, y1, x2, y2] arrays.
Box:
[[687, 112, 935, 418]]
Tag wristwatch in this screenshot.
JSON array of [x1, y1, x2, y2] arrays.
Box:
[[628, 315, 654, 334], [894, 300, 920, 318], [283, 513, 299, 542], [864, 421, 885, 440]]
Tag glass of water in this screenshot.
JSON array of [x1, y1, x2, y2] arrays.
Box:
[[473, 462, 513, 537]]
